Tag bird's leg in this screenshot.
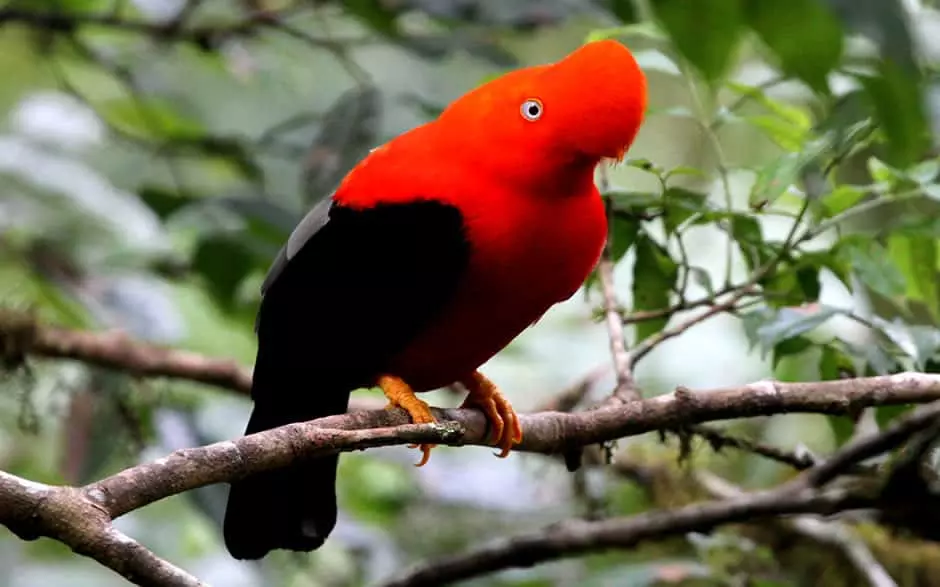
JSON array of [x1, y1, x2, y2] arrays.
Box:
[[459, 371, 524, 458], [378, 374, 437, 467]]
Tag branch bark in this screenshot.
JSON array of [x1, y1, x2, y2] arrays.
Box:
[[379, 488, 874, 587], [0, 472, 206, 587], [7, 312, 940, 586], [381, 400, 940, 587]]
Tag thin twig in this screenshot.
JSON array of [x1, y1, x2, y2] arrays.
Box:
[[598, 165, 639, 403]]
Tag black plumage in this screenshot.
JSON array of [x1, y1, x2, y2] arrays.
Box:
[[222, 196, 471, 560]]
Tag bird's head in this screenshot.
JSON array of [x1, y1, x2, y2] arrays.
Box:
[[437, 40, 648, 183]]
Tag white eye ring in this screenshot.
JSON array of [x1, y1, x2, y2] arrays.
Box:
[[520, 99, 543, 121]]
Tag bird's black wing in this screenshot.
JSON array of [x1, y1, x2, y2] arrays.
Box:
[[223, 193, 471, 560]]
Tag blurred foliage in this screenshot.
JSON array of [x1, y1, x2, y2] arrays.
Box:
[[3, 0, 940, 586]]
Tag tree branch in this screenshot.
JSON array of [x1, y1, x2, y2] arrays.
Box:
[[0, 311, 252, 394], [0, 472, 206, 587], [381, 400, 940, 587], [598, 170, 640, 404], [379, 487, 874, 587], [7, 311, 940, 585]]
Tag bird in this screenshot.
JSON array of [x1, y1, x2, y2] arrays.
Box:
[[222, 38, 648, 561]]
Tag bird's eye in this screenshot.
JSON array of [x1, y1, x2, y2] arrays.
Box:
[[520, 99, 543, 122]]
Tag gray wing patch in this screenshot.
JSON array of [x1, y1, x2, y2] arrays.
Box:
[[260, 195, 335, 296], [256, 196, 334, 333]]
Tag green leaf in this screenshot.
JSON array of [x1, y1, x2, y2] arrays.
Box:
[[648, 0, 744, 84], [632, 233, 679, 343], [688, 266, 715, 297], [749, 136, 832, 208], [741, 305, 840, 356], [609, 0, 639, 23], [632, 49, 682, 76], [820, 344, 854, 380], [744, 115, 808, 152], [821, 185, 866, 216], [99, 97, 204, 140], [730, 213, 767, 271], [743, 0, 843, 93], [725, 81, 813, 130], [138, 186, 201, 220], [887, 234, 940, 322], [607, 191, 661, 211], [867, 156, 904, 187], [838, 237, 906, 300], [662, 187, 708, 234], [827, 415, 856, 446], [860, 60, 929, 168], [191, 234, 257, 310], [875, 404, 915, 430], [906, 159, 940, 185], [871, 316, 940, 370], [610, 215, 641, 263], [772, 335, 813, 369]]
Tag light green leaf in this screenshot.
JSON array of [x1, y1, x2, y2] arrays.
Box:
[[745, 114, 808, 152], [726, 81, 813, 130], [887, 234, 940, 322], [838, 237, 906, 300], [741, 305, 840, 355], [632, 49, 681, 76], [821, 185, 866, 216]]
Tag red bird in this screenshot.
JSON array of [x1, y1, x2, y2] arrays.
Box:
[[223, 39, 647, 560]]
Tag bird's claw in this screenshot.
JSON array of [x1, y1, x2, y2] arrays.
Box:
[[461, 372, 523, 458], [380, 375, 438, 467]]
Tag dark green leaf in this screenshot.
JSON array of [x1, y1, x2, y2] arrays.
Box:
[[607, 191, 661, 211], [824, 0, 918, 71], [610, 215, 641, 263], [632, 233, 679, 343], [796, 266, 821, 302], [192, 234, 256, 310], [860, 60, 929, 168], [827, 415, 856, 446], [743, 0, 843, 93], [820, 344, 854, 380], [662, 187, 708, 234], [772, 335, 813, 369], [730, 213, 766, 271], [648, 0, 743, 84], [609, 0, 639, 23], [137, 186, 201, 220], [875, 404, 915, 430]]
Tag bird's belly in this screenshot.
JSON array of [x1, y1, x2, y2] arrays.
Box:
[[384, 284, 554, 391], [386, 232, 603, 390]]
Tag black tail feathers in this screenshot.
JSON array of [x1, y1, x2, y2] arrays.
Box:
[[222, 368, 350, 560]]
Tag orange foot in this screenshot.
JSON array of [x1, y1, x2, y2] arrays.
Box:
[[460, 371, 524, 458], [379, 374, 437, 467]]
